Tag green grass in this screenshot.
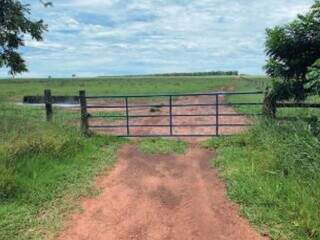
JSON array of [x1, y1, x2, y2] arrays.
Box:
[[202, 76, 320, 239], [203, 120, 320, 240], [0, 103, 127, 240], [0, 75, 267, 122], [138, 138, 187, 155], [0, 76, 242, 102], [3, 74, 320, 240], [89, 111, 126, 122], [1, 75, 250, 239]]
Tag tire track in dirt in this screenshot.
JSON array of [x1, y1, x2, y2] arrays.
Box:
[[58, 144, 267, 240]]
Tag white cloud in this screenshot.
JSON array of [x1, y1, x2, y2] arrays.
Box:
[[6, 0, 314, 77]]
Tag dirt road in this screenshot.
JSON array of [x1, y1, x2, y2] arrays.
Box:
[[58, 144, 266, 240], [88, 95, 249, 140]]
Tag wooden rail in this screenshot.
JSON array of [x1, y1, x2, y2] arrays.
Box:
[[31, 90, 320, 136]]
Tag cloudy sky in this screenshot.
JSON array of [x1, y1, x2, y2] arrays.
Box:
[[1, 0, 314, 77]]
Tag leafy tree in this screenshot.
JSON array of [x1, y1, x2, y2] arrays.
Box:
[[306, 58, 320, 95], [0, 0, 47, 75], [264, 0, 320, 103]]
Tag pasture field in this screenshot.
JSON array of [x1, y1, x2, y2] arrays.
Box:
[[1, 75, 320, 240], [0, 75, 244, 102], [0, 75, 251, 240]]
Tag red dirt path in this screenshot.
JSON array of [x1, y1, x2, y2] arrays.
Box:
[[58, 144, 267, 240]]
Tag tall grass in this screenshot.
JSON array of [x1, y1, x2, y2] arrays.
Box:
[[203, 118, 320, 240], [0, 103, 125, 239], [213, 76, 320, 239]]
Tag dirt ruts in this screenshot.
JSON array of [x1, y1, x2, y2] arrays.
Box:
[[58, 144, 267, 240]]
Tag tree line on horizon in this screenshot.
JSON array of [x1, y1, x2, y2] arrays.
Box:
[[132, 71, 239, 77]]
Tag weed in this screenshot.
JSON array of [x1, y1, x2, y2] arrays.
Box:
[[138, 138, 187, 155]]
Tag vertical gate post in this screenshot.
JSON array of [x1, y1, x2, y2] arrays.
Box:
[[125, 97, 130, 136], [44, 89, 53, 122], [169, 96, 173, 136], [79, 90, 89, 135], [215, 94, 219, 136]]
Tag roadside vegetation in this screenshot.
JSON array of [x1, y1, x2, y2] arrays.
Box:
[[0, 103, 126, 240], [1, 74, 319, 240], [203, 119, 320, 240], [0, 75, 238, 239], [1, 0, 319, 239], [203, 72, 320, 239]]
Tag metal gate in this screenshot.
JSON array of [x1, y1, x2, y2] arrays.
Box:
[[79, 91, 263, 137]]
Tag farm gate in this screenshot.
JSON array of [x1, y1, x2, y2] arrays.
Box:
[[79, 91, 264, 137]]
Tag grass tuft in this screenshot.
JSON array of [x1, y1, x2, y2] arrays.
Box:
[[138, 138, 187, 155]]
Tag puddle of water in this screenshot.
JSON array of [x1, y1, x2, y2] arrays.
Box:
[[17, 103, 80, 108]]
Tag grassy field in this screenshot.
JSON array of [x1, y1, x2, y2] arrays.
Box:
[[0, 75, 240, 102], [1, 75, 320, 240], [0, 75, 243, 240]]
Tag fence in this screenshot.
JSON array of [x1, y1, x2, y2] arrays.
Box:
[[79, 91, 264, 137], [38, 90, 320, 137]]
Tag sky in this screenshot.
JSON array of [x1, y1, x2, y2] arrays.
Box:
[[0, 0, 315, 77]]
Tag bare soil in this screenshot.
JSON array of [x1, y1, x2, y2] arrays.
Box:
[[58, 144, 267, 240]]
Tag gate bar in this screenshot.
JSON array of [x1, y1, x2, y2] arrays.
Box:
[[85, 91, 263, 99], [169, 96, 173, 136], [216, 94, 219, 136], [79, 90, 89, 135], [86, 102, 262, 109], [125, 97, 130, 136]]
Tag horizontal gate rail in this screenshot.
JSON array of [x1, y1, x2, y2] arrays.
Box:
[[85, 91, 263, 99], [86, 102, 262, 109], [82, 91, 264, 137], [89, 113, 263, 119], [89, 123, 252, 129]]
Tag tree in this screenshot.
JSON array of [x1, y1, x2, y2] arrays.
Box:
[[264, 0, 320, 102], [306, 58, 320, 95], [0, 0, 47, 75]]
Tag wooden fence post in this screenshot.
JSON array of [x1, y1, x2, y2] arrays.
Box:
[[79, 90, 89, 135], [169, 96, 173, 136], [44, 89, 53, 121], [263, 92, 277, 118], [215, 94, 219, 136]]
